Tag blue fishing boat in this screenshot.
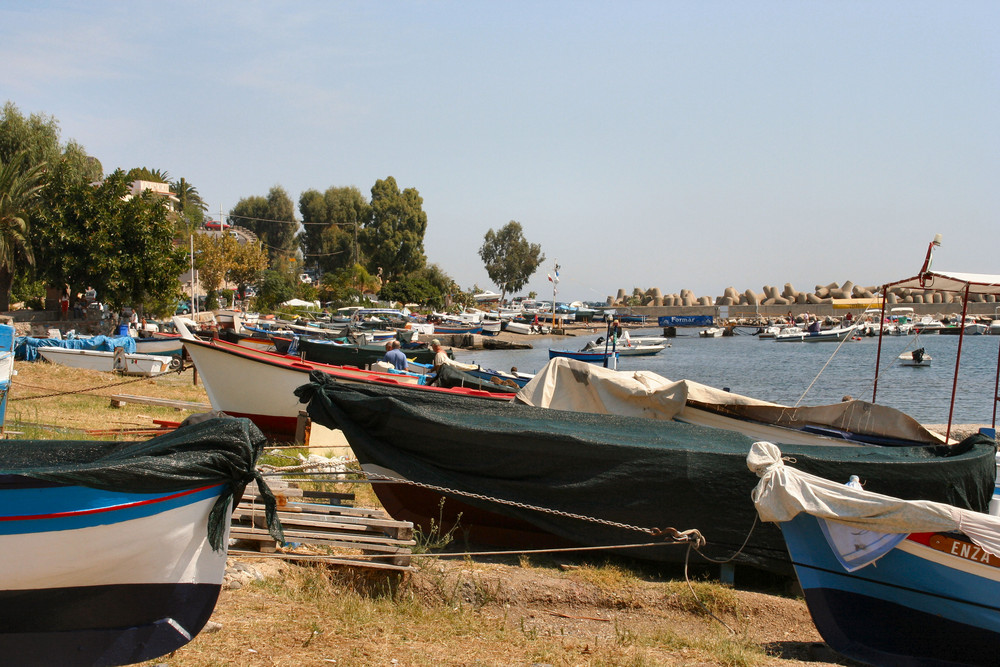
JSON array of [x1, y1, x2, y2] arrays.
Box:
[[548, 348, 617, 364], [433, 322, 483, 335], [0, 417, 281, 665], [750, 440, 1000, 666]]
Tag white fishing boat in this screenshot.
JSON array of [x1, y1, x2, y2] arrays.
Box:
[[773, 324, 857, 342], [699, 327, 725, 338], [37, 347, 173, 376]]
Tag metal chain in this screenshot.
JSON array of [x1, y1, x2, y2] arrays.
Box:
[[12, 366, 186, 401], [361, 469, 705, 548]]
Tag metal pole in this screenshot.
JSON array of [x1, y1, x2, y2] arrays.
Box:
[[871, 288, 888, 403], [946, 283, 971, 443]]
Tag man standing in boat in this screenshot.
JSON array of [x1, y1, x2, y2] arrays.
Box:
[[382, 340, 408, 371]]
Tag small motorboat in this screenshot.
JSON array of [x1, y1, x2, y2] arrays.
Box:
[[898, 347, 932, 367]]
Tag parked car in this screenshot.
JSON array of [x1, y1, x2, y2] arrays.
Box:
[[298, 273, 313, 284], [204, 220, 230, 231]]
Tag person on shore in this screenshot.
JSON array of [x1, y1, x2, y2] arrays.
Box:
[[382, 339, 408, 371], [59, 284, 70, 321], [84, 286, 97, 305]]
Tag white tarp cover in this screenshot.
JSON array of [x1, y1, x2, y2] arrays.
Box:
[[515, 357, 946, 445], [748, 441, 1000, 560], [514, 356, 777, 419], [885, 270, 1000, 296]]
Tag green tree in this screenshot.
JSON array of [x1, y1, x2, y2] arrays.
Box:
[[359, 176, 426, 282], [125, 167, 170, 183], [193, 231, 233, 308], [299, 186, 368, 274], [0, 152, 45, 310], [320, 263, 380, 305], [229, 186, 297, 265], [228, 239, 269, 296], [256, 269, 296, 311], [478, 221, 545, 303], [32, 170, 188, 313]]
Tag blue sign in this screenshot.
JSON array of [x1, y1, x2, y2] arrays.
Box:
[[658, 315, 714, 327]]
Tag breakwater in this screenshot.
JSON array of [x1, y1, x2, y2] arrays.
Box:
[[609, 280, 1000, 308]]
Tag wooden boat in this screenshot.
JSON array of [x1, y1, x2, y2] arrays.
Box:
[[433, 321, 483, 335], [432, 364, 525, 394], [548, 348, 617, 364], [298, 337, 439, 369], [504, 321, 547, 335], [580, 339, 666, 357], [38, 347, 174, 376], [480, 319, 502, 336], [749, 440, 1000, 666], [0, 416, 278, 665], [133, 333, 184, 359], [299, 375, 995, 574], [174, 318, 501, 438]]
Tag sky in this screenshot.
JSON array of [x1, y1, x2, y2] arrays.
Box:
[[2, 1, 998, 304]]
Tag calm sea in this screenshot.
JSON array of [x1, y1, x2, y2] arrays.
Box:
[[451, 328, 1000, 427]]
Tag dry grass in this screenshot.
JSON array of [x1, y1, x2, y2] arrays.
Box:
[[6, 360, 209, 437]]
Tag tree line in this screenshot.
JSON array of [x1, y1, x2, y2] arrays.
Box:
[[0, 100, 546, 316]]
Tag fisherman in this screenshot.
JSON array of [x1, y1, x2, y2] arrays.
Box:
[[431, 338, 449, 373], [382, 339, 408, 371]]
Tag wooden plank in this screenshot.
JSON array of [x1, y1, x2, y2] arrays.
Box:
[[235, 504, 404, 530], [109, 394, 212, 411]]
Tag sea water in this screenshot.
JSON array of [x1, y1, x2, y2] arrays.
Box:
[[452, 329, 1000, 427]]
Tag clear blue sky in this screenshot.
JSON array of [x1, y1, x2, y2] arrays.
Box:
[[2, 1, 997, 303]]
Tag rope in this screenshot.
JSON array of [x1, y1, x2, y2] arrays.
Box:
[[11, 366, 187, 401]]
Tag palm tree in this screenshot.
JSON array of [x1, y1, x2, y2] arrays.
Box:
[[171, 177, 207, 213], [0, 152, 46, 310]]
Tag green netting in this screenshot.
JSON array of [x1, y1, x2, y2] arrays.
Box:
[[296, 371, 996, 573], [0, 415, 284, 550]]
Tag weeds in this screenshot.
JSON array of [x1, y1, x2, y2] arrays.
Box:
[[412, 497, 463, 554]]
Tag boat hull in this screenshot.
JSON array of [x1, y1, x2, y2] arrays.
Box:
[[181, 336, 501, 439], [302, 379, 995, 574], [0, 478, 228, 665], [548, 349, 616, 364], [38, 347, 173, 376], [781, 513, 1000, 666]]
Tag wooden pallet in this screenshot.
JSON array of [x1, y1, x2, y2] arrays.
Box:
[[231, 479, 415, 571]]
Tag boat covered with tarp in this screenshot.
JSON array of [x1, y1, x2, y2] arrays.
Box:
[[296, 371, 995, 574], [14, 334, 137, 361], [515, 357, 949, 448], [0, 415, 282, 665]]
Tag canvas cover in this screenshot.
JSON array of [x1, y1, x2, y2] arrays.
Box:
[[297, 372, 995, 572], [14, 334, 137, 362], [0, 416, 282, 550], [749, 441, 1000, 561], [515, 357, 946, 446]]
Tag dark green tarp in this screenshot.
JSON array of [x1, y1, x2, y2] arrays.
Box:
[[0, 416, 283, 550], [297, 371, 996, 573]]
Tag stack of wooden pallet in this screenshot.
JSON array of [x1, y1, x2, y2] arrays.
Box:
[[230, 479, 416, 572]]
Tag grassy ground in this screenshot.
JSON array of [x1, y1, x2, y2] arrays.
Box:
[[7, 360, 845, 666]]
